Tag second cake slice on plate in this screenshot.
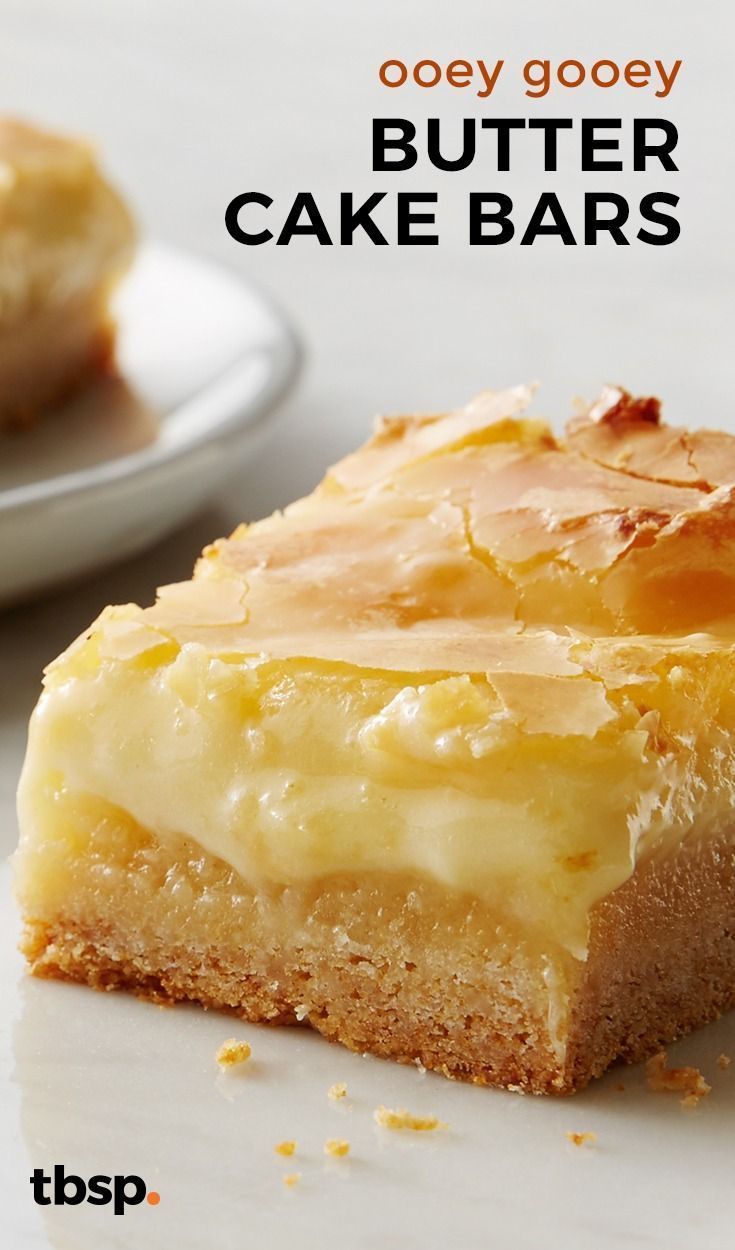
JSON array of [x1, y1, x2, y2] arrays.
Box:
[[0, 117, 135, 427]]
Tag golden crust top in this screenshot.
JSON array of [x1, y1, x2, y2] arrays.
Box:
[[49, 384, 735, 751], [217, 384, 735, 641], [93, 382, 735, 664]]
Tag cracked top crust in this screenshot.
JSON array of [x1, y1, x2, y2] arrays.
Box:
[[57, 383, 735, 711], [108, 382, 735, 644]]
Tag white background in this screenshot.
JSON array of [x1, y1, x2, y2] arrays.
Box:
[[0, 7, 734, 1247]]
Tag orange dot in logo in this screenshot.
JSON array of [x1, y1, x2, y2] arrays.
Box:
[[147, 1191, 161, 1206]]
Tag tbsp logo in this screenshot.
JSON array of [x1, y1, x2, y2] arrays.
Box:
[[30, 1166, 160, 1215]]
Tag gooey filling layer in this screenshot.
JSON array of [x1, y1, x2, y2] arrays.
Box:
[[17, 634, 735, 961]]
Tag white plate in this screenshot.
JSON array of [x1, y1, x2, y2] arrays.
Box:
[[0, 243, 299, 605], [0, 862, 732, 1250]]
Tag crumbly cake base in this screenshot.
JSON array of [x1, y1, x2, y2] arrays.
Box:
[[19, 827, 735, 1095], [0, 288, 115, 429], [22, 870, 566, 1093], [566, 830, 735, 1089]]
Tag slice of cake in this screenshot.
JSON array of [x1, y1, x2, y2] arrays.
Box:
[[14, 385, 735, 1093], [0, 117, 135, 428]]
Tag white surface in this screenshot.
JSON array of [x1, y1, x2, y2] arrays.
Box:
[[1, 866, 733, 1250], [0, 3, 734, 1248], [0, 242, 298, 603]]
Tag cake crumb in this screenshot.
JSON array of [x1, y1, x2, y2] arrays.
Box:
[[680, 1094, 702, 1110], [717, 1054, 731, 1071], [374, 1105, 446, 1132], [282, 1172, 301, 1189], [274, 1141, 296, 1157], [328, 1082, 348, 1101], [645, 1051, 710, 1101], [215, 1038, 251, 1067], [566, 1131, 597, 1148], [324, 1138, 350, 1158]]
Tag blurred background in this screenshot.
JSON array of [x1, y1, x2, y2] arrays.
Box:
[[1, 0, 733, 853]]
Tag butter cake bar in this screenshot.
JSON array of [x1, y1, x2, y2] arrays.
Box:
[[15, 385, 735, 1093], [0, 118, 135, 427]]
